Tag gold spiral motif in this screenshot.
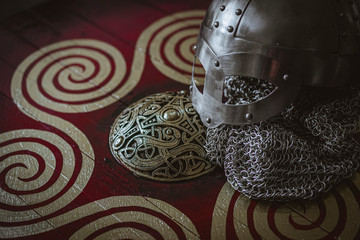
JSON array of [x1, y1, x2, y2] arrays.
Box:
[[211, 178, 360, 239], [149, 10, 206, 85], [5, 8, 360, 239], [0, 129, 94, 226], [12, 39, 128, 113], [286, 172, 360, 240], [7, 10, 208, 238], [68, 196, 199, 240], [11, 11, 207, 115]]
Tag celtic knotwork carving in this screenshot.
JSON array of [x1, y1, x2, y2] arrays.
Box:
[[109, 91, 215, 181]]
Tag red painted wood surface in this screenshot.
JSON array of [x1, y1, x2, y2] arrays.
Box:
[[0, 0, 359, 239]]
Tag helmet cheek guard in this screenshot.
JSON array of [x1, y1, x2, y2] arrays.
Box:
[[191, 0, 360, 128]]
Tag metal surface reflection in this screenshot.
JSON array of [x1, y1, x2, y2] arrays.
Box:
[[192, 0, 360, 127], [109, 91, 216, 181]]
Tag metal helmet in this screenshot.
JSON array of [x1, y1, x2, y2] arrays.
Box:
[[191, 0, 360, 127]]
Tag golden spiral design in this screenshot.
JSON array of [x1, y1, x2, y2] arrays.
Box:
[[0, 129, 94, 225], [211, 179, 360, 239], [7, 10, 206, 239], [67, 196, 199, 239], [286, 172, 360, 240], [149, 10, 206, 85], [12, 39, 127, 113]]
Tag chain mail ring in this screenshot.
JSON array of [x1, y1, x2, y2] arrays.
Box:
[[206, 78, 360, 201]]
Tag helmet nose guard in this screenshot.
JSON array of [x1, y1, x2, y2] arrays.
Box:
[[191, 0, 360, 128]]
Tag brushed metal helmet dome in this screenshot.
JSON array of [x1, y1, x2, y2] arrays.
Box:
[[191, 0, 360, 127]]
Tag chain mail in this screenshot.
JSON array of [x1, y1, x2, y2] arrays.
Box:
[[206, 76, 360, 201], [223, 76, 276, 104]]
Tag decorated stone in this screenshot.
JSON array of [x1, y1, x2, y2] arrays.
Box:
[[109, 91, 216, 181]]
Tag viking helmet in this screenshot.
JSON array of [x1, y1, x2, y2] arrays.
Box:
[[191, 0, 360, 127]]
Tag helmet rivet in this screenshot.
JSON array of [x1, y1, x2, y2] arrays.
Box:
[[245, 113, 253, 120], [339, 12, 345, 18], [214, 60, 220, 67], [283, 74, 289, 81], [206, 117, 211, 124], [220, 5, 225, 11], [214, 21, 219, 28], [236, 9, 242, 15], [227, 26, 234, 32]]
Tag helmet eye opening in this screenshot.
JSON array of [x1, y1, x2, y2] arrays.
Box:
[[222, 75, 277, 105]]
